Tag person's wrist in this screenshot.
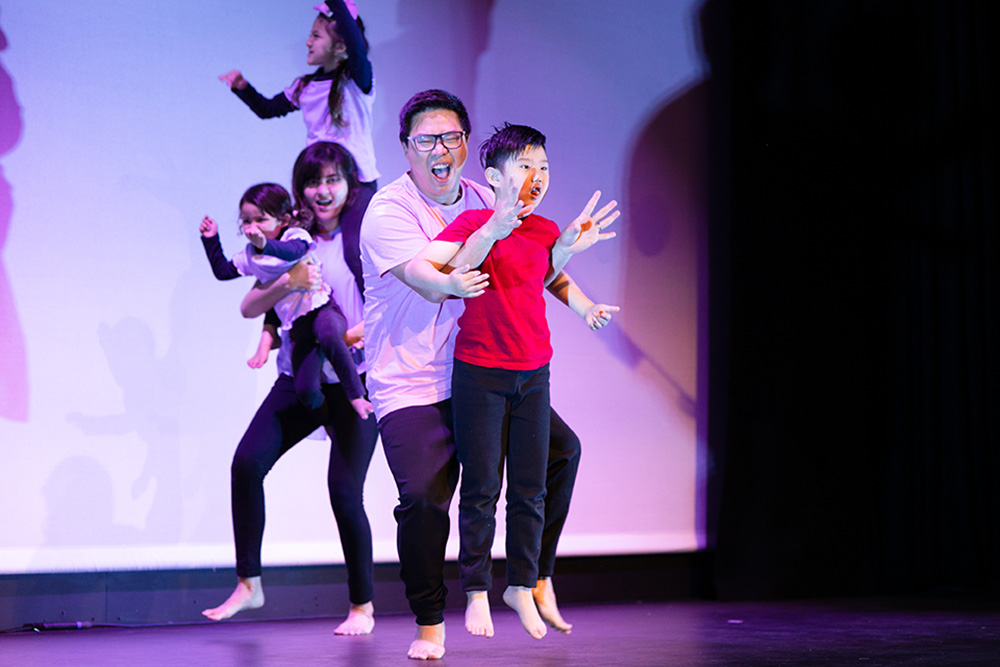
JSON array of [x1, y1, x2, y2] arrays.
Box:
[[552, 245, 572, 265], [480, 221, 502, 244]]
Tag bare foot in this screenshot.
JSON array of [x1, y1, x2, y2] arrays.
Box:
[[465, 591, 494, 637], [202, 576, 264, 621], [334, 601, 374, 635], [408, 623, 446, 660], [502, 585, 547, 639], [351, 397, 374, 420], [532, 577, 572, 634]]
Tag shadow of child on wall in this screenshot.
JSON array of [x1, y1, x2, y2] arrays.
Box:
[[0, 8, 28, 422]]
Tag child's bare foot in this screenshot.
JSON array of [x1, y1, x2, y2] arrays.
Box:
[[247, 348, 270, 368], [351, 397, 374, 420], [408, 622, 446, 660], [334, 601, 374, 635], [532, 577, 572, 634], [202, 576, 264, 620], [247, 352, 270, 368], [464, 591, 494, 637], [502, 585, 547, 639]]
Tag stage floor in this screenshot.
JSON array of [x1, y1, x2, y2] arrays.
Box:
[[2, 597, 998, 666]]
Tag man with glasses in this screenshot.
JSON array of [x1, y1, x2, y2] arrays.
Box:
[[361, 90, 608, 660]]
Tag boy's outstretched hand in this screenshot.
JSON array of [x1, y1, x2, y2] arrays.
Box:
[[483, 176, 534, 242], [555, 190, 619, 256], [585, 303, 620, 331]]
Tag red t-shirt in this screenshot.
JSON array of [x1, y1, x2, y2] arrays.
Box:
[[435, 209, 559, 370]]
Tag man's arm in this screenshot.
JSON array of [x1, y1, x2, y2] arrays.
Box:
[[388, 261, 447, 304], [363, 204, 450, 303], [403, 240, 490, 301], [363, 189, 506, 304], [402, 182, 529, 301]]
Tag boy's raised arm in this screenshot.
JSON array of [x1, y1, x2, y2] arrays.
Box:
[[403, 180, 532, 302], [445, 178, 531, 271]]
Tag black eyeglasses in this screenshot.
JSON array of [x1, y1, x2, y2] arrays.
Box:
[[407, 131, 466, 152]]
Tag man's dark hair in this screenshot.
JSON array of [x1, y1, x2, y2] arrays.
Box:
[[398, 89, 472, 145]]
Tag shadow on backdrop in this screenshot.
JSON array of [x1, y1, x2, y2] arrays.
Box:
[[624, 80, 709, 551], [374, 1, 494, 146], [65, 318, 184, 546], [0, 8, 28, 422]]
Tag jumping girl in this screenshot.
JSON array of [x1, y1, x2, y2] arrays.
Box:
[[219, 0, 378, 192]]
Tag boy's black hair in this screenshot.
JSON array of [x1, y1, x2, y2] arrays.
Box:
[[479, 122, 546, 170], [398, 89, 472, 145]]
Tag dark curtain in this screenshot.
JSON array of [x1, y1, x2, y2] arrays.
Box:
[[878, 0, 999, 593], [706, 0, 998, 598]]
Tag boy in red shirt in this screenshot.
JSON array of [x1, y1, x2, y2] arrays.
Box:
[[405, 123, 619, 640]]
